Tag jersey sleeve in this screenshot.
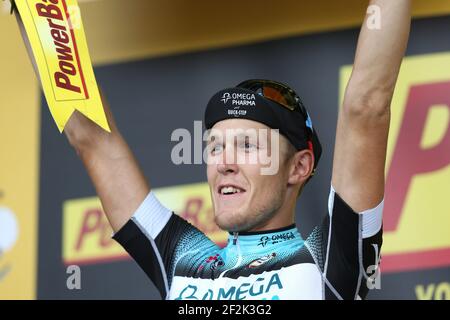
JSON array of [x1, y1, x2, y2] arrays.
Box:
[[306, 185, 383, 300], [112, 191, 217, 299]]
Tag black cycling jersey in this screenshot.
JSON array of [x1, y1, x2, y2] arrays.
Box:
[[113, 185, 383, 300]]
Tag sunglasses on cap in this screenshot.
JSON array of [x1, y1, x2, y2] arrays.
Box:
[[236, 79, 314, 138], [236, 79, 320, 176]]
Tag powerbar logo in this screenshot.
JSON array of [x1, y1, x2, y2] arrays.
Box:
[[34, 0, 87, 99]]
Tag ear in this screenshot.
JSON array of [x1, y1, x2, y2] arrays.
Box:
[[287, 149, 314, 186]]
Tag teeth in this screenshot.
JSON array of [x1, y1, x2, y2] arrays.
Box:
[[220, 186, 242, 194]]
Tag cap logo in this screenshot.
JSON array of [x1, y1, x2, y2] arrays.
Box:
[[221, 92, 231, 104], [227, 108, 247, 117], [221, 92, 256, 106]]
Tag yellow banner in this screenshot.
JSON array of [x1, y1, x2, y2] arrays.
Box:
[[13, 0, 109, 132], [63, 183, 227, 265]]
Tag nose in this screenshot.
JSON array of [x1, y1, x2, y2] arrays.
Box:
[[217, 145, 239, 175], [217, 163, 239, 175]]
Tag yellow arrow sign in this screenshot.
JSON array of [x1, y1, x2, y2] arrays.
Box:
[[12, 0, 110, 132]]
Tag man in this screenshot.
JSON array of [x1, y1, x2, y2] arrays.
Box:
[[19, 0, 411, 299]]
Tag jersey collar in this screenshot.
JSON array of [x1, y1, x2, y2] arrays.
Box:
[[227, 224, 303, 249]]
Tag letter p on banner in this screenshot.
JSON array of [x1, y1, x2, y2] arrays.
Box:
[[12, 0, 110, 132]]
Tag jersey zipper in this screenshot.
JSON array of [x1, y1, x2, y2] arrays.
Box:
[[219, 232, 242, 278], [232, 232, 238, 245]]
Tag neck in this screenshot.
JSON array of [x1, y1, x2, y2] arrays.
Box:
[[246, 191, 297, 233], [247, 216, 295, 233]]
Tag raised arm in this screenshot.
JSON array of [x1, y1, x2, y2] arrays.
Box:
[[332, 0, 411, 212], [16, 13, 150, 232], [64, 101, 150, 232]]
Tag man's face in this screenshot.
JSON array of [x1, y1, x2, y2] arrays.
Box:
[[206, 119, 293, 232]]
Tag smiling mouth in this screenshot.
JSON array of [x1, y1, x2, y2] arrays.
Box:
[[217, 185, 246, 196]]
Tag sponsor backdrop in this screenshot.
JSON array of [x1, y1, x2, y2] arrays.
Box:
[[1, 1, 449, 299], [38, 16, 450, 299]]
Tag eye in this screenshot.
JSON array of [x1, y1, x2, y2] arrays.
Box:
[[210, 143, 223, 155], [239, 139, 257, 152], [245, 142, 256, 149]]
